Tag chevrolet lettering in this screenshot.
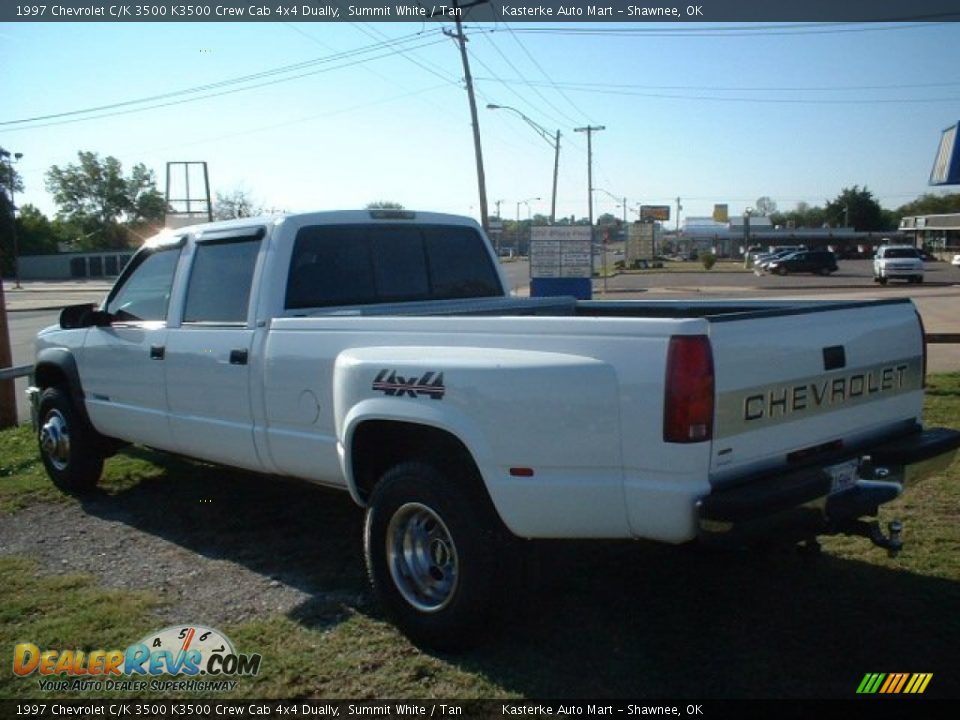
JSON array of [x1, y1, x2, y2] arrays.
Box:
[[27, 209, 960, 651]]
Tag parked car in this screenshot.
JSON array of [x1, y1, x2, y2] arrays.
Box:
[[755, 250, 802, 272], [767, 250, 838, 276], [873, 245, 924, 285], [952, 254, 960, 267]]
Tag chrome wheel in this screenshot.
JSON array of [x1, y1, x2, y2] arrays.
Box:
[[40, 409, 71, 471], [386, 502, 459, 612]]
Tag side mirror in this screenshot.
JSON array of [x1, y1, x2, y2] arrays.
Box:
[[59, 303, 112, 329]]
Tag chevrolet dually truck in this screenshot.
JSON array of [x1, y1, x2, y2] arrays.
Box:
[[28, 210, 960, 649]]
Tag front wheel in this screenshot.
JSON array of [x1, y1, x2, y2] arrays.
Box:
[[37, 387, 104, 493], [364, 461, 497, 650]]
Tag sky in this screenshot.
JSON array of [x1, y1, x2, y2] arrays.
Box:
[[2, 19, 960, 226]]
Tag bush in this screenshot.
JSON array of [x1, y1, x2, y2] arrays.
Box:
[[701, 253, 717, 270]]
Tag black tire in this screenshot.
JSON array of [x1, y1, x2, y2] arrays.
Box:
[[364, 461, 497, 651], [916, 276, 924, 284], [879, 277, 888, 285], [776, 266, 788, 276], [817, 267, 830, 276], [37, 386, 104, 493]]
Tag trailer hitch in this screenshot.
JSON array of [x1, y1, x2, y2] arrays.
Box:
[[836, 519, 904, 557]]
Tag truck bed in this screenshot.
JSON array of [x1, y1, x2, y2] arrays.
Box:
[[295, 295, 913, 321]]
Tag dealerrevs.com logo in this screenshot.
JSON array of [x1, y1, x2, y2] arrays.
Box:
[[13, 625, 261, 693]]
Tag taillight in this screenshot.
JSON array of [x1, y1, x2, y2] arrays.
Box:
[[664, 335, 715, 443]]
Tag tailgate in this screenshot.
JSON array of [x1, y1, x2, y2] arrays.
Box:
[[708, 298, 924, 485]]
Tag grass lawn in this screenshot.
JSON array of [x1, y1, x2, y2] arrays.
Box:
[[2, 374, 959, 699]]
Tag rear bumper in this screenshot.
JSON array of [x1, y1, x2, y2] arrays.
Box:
[[697, 427, 960, 544], [878, 267, 923, 277]]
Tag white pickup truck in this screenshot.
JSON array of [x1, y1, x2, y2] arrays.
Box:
[[873, 244, 925, 285], [28, 210, 960, 649]]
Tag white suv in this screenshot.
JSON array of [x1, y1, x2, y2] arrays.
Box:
[[873, 245, 924, 285]]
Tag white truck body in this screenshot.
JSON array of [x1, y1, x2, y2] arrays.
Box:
[[28, 210, 960, 648]]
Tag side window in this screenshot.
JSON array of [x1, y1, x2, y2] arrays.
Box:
[[106, 246, 182, 322], [183, 239, 262, 324], [286, 226, 375, 309]]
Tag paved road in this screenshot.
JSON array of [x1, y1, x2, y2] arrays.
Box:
[[7, 310, 59, 424]]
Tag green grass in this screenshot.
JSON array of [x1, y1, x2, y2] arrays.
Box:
[[2, 376, 959, 699]]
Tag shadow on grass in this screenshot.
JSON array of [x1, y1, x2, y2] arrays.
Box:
[[80, 450, 959, 699]]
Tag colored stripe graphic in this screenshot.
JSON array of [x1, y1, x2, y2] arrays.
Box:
[[858, 672, 932, 694]]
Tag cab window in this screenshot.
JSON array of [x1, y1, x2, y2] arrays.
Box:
[[183, 238, 262, 324], [105, 246, 182, 322]]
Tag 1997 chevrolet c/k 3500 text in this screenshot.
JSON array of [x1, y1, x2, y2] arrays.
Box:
[[28, 210, 960, 648]]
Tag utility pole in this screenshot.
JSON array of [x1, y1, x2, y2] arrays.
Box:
[[0, 278, 14, 428], [574, 125, 605, 279], [0, 150, 20, 428], [443, 0, 489, 232], [550, 130, 561, 224], [676, 196, 683, 234]]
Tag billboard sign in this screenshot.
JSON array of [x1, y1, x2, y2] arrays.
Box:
[[713, 204, 729, 223], [930, 122, 960, 185], [640, 205, 671, 222]]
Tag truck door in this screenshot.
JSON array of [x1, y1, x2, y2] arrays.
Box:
[[163, 229, 264, 470], [78, 243, 182, 451]]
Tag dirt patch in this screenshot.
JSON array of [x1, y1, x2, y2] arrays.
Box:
[[0, 460, 372, 629]]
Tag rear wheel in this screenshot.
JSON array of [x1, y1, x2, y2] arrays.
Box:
[[364, 461, 497, 650], [37, 387, 104, 493], [878, 276, 888, 285]]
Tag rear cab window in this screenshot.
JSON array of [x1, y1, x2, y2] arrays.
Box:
[[285, 223, 502, 310]]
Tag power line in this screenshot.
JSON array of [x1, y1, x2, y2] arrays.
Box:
[[1, 30, 445, 127], [478, 30, 583, 128], [3, 36, 450, 131], [471, 78, 960, 105], [498, 22, 955, 38], [499, 21, 594, 126]]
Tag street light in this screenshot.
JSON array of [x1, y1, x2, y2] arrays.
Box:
[[486, 104, 561, 224], [515, 196, 540, 257], [0, 150, 23, 289]]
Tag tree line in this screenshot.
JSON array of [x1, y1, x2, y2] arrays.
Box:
[[3, 146, 960, 275]]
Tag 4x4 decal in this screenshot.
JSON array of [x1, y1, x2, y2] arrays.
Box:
[[372, 370, 446, 400]]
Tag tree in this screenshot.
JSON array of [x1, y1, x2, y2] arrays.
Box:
[[825, 186, 890, 231], [44, 151, 166, 249], [366, 200, 405, 210], [16, 204, 62, 257], [896, 192, 960, 217], [0, 146, 25, 273], [755, 196, 777, 216], [214, 188, 263, 220]]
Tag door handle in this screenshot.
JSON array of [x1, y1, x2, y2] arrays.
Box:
[[229, 349, 249, 366], [149, 345, 165, 360]]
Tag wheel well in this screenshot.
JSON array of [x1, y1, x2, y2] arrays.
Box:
[[351, 421, 486, 504], [34, 364, 69, 390]]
